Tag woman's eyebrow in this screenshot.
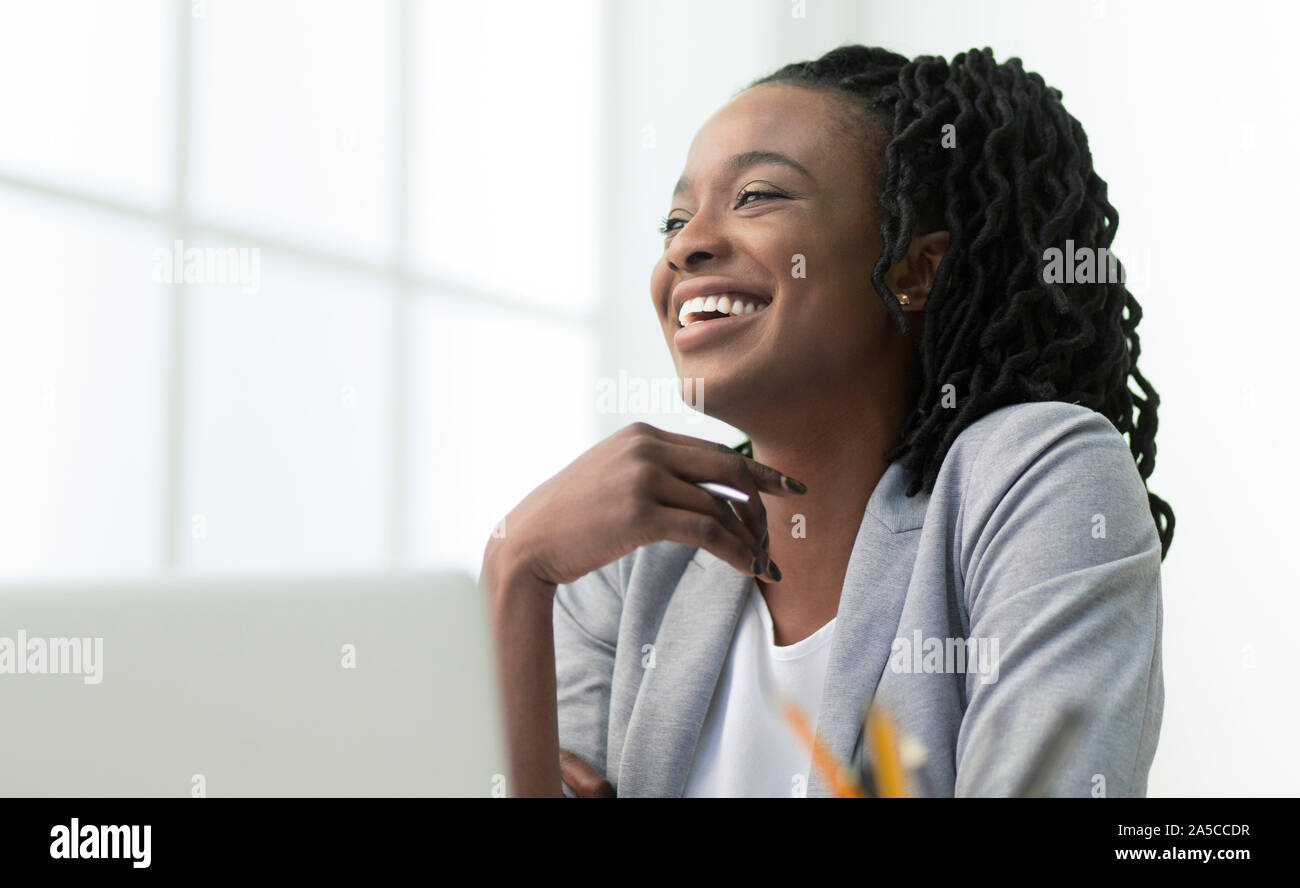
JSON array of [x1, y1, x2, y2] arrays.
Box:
[[672, 150, 814, 197]]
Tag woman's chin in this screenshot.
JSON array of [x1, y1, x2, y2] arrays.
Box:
[[673, 369, 768, 428]]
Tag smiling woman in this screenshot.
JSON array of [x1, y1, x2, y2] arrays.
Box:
[[482, 44, 1172, 798]]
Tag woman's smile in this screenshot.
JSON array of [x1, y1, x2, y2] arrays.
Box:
[[671, 274, 773, 351], [673, 299, 771, 351]]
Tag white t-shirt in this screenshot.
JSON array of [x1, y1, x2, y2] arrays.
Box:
[[682, 583, 838, 797]]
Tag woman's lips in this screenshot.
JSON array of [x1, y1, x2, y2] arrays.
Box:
[[672, 299, 769, 350], [676, 293, 771, 327]]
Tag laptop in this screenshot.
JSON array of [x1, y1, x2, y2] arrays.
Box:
[[0, 571, 507, 797]]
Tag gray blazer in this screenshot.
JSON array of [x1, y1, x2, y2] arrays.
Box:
[[553, 401, 1165, 797]]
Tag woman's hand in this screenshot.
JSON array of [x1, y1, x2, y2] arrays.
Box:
[[559, 749, 616, 798], [481, 422, 805, 797], [486, 422, 805, 588]]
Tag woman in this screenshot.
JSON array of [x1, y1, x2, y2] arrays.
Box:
[[481, 45, 1173, 797]]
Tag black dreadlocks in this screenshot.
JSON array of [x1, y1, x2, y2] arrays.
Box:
[[737, 45, 1174, 559]]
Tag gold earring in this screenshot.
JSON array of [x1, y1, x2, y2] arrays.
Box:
[[898, 293, 911, 306]]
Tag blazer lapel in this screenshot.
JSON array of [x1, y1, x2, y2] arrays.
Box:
[[615, 548, 751, 797], [808, 461, 929, 798]]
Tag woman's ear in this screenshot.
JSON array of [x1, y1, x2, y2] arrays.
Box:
[[885, 229, 950, 312]]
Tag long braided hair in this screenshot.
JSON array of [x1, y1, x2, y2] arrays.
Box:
[[740, 45, 1174, 559]]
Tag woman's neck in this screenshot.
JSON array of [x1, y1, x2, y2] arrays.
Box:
[[747, 388, 909, 645]]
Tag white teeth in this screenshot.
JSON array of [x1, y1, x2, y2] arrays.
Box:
[[676, 294, 769, 326], [678, 296, 702, 326]]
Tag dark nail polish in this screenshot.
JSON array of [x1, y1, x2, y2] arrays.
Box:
[[762, 530, 769, 550], [767, 560, 782, 581], [752, 557, 763, 576], [782, 476, 807, 494]]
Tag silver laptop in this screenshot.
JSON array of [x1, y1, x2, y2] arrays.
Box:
[[0, 571, 507, 797]]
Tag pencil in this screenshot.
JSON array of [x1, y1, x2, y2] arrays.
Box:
[[865, 705, 909, 798], [779, 695, 867, 798]]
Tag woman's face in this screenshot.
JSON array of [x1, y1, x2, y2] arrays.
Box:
[[650, 83, 908, 433]]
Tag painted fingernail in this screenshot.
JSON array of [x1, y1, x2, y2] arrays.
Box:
[[767, 560, 782, 581], [751, 557, 763, 576], [781, 475, 807, 494], [762, 530, 769, 550]]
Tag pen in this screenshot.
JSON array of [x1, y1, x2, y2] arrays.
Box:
[[695, 481, 750, 504]]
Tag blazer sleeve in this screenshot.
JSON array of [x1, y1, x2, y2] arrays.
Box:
[[953, 402, 1165, 797], [553, 559, 625, 794]]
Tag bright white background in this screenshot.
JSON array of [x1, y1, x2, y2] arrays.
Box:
[[0, 0, 1295, 796]]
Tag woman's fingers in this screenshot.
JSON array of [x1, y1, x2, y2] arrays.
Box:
[[633, 425, 808, 496], [725, 498, 779, 581], [714, 484, 773, 575], [602, 423, 799, 580], [652, 506, 769, 579], [647, 471, 775, 578], [651, 438, 783, 564], [558, 749, 616, 798]]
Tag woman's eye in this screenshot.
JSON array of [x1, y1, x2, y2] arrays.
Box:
[[735, 188, 786, 207], [658, 216, 686, 235], [658, 189, 785, 234]]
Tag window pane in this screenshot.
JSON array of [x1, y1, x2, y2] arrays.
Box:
[[181, 247, 392, 572], [407, 297, 597, 576], [410, 0, 601, 313], [189, 0, 397, 261], [0, 190, 168, 578], [0, 0, 174, 209]]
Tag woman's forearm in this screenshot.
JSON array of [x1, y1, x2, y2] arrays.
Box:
[[482, 542, 564, 798]]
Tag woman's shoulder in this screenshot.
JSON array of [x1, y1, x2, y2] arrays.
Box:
[[934, 399, 1161, 589], [940, 399, 1147, 510], [871, 400, 1140, 534]]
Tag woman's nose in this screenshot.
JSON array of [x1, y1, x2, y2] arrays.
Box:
[[665, 213, 728, 272], [668, 248, 714, 271]]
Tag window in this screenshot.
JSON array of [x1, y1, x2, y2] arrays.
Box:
[[0, 0, 601, 580]]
